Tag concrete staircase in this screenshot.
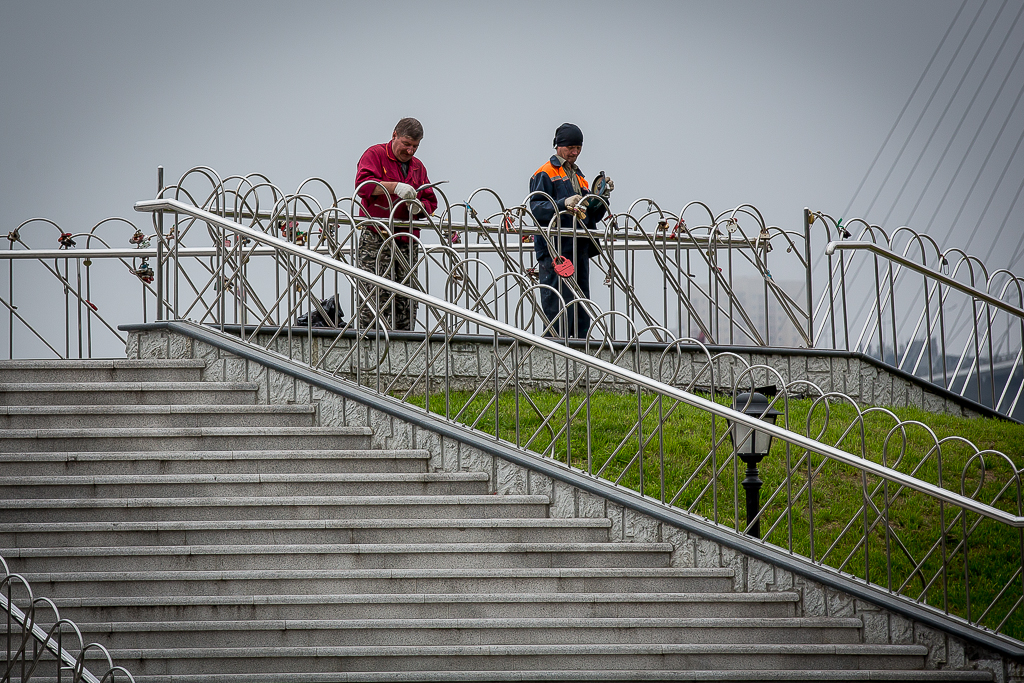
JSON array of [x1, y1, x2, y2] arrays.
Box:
[[0, 359, 992, 682]]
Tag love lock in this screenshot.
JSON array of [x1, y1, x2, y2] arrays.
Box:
[[134, 260, 155, 283], [553, 255, 575, 278]]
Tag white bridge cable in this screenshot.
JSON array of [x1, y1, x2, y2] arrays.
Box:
[[855, 1, 985, 223], [837, 0, 969, 224], [876, 0, 1012, 230], [813, 0, 975, 321], [826, 0, 1024, 350], [903, 0, 1024, 229]]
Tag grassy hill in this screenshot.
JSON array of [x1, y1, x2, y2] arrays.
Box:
[[407, 387, 1024, 640]]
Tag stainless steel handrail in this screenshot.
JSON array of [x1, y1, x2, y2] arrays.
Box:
[[827, 240, 1024, 319], [189, 205, 767, 249], [2, 557, 134, 683], [135, 197, 1024, 528]]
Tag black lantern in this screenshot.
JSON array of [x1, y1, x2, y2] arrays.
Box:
[[728, 391, 782, 538]]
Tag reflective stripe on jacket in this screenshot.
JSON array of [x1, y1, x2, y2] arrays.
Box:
[[529, 155, 606, 260]]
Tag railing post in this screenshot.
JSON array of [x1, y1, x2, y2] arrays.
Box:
[[156, 165, 164, 321], [804, 208, 813, 346]]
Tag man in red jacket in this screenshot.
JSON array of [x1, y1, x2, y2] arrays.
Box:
[[354, 117, 438, 331]]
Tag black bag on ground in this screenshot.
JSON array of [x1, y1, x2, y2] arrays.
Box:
[[295, 294, 346, 328]]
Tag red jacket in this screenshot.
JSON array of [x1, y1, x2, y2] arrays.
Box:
[[355, 142, 438, 235]]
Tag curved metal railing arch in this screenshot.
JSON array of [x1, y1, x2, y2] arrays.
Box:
[[2, 555, 136, 682], [2, 167, 1022, 422]]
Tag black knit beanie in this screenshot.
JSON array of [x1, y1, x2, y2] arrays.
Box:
[[553, 123, 584, 147]]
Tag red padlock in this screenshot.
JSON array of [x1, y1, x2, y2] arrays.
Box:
[[553, 255, 575, 278]]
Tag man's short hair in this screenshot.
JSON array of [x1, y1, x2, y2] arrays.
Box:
[[394, 117, 424, 141]]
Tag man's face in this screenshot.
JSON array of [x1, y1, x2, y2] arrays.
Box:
[[391, 133, 420, 163], [556, 145, 582, 165]]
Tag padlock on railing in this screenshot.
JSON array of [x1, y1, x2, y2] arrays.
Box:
[[553, 255, 575, 278]]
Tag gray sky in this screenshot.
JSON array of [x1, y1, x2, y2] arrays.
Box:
[[1, 0, 1020, 271]]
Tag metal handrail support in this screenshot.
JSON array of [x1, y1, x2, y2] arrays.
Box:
[[0, 588, 124, 683], [826, 240, 1024, 320], [135, 197, 1024, 527]]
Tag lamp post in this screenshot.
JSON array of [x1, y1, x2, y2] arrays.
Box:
[[728, 391, 781, 538]]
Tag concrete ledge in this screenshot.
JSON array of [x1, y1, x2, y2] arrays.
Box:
[[124, 323, 1015, 424]]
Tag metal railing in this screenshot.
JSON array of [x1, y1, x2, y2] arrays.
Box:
[[2, 555, 134, 683], [810, 211, 1024, 420], [0, 167, 813, 361], [5, 168, 1022, 424], [128, 196, 1024, 648]]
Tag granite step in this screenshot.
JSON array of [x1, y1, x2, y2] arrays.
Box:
[[87, 642, 932, 676], [64, 616, 867, 649], [0, 403, 316, 429], [0, 449, 429, 475], [19, 567, 736, 599], [44, 591, 799, 623], [0, 494, 551, 523], [0, 425, 373, 452], [0, 359, 207, 383], [0, 471, 490, 499], [0, 381, 258, 406], [4, 541, 675, 573], [1, 517, 610, 548], [77, 669, 993, 683]]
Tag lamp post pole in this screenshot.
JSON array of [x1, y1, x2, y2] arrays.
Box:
[[730, 390, 781, 540], [740, 453, 765, 538]]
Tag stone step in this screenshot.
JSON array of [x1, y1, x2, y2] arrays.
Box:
[[21, 567, 735, 599], [0, 404, 316, 429], [88, 643, 930, 676], [0, 359, 207, 383], [0, 494, 551, 523], [1, 517, 610, 548], [65, 616, 866, 649], [0, 471, 490, 499], [4, 542, 674, 573], [45, 591, 799, 623], [1, 353, 989, 682], [78, 670, 994, 683], [0, 449, 430, 475], [0, 381, 258, 406], [0, 425, 373, 452]]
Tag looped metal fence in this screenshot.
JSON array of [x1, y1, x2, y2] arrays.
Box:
[[2, 555, 136, 683], [2, 167, 1022, 424], [120, 195, 1024, 649], [809, 209, 1024, 420]]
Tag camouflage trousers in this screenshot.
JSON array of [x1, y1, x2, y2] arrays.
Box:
[[356, 229, 420, 331]]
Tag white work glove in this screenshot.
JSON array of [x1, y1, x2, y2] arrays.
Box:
[[604, 177, 614, 194], [411, 203, 424, 216], [564, 195, 583, 210], [393, 183, 417, 200]]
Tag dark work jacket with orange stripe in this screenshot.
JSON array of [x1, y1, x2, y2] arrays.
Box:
[[529, 155, 607, 261]]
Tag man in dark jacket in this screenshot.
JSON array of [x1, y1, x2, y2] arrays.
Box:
[[528, 123, 613, 338], [354, 117, 438, 330]]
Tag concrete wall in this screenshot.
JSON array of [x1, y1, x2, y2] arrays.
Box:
[[184, 329, 985, 418]]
